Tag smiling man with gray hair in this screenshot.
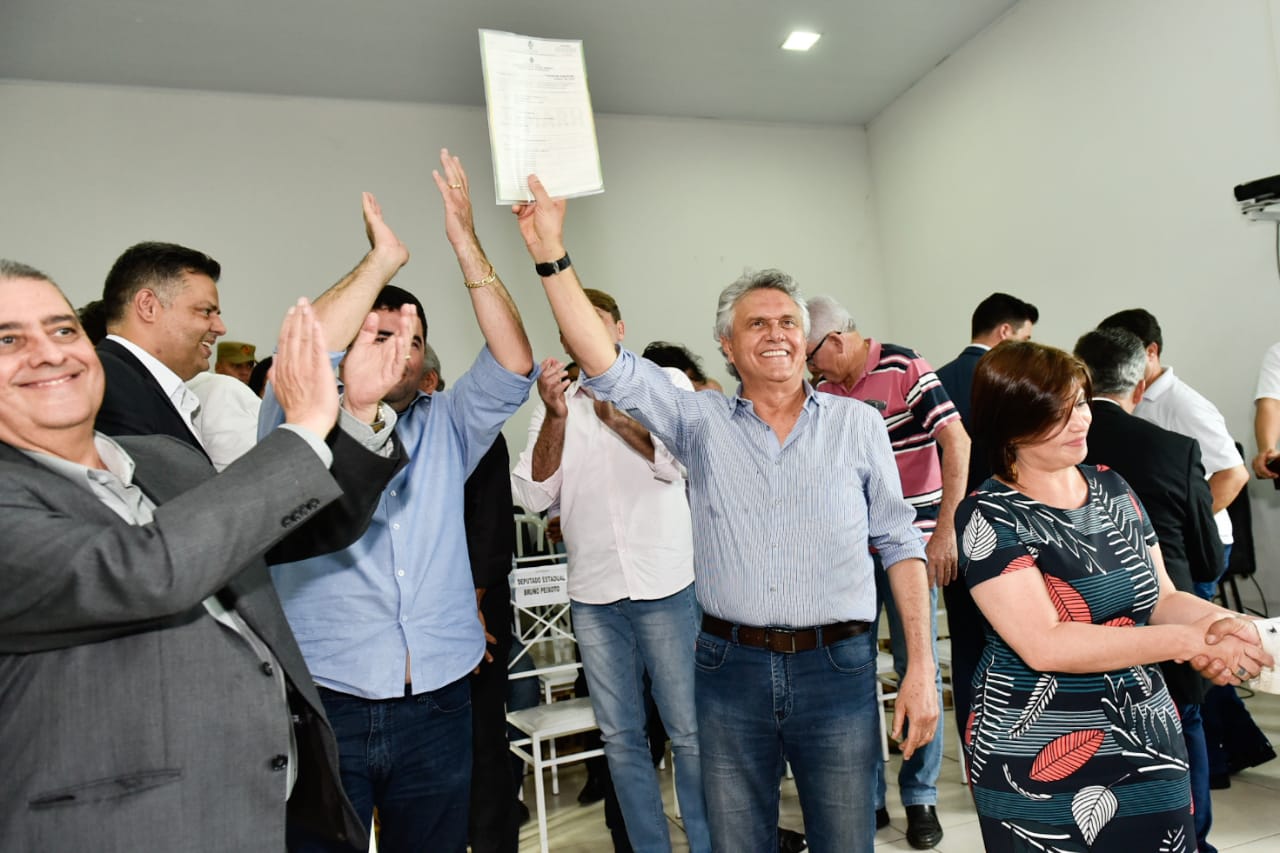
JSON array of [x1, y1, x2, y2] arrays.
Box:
[[507, 175, 937, 852]]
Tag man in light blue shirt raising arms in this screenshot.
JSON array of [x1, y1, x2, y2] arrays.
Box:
[[261, 151, 536, 853], [508, 176, 937, 853]]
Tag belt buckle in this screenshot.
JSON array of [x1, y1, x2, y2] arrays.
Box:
[[766, 628, 797, 654]]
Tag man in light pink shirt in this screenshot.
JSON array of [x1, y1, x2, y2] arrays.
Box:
[[511, 289, 709, 853]]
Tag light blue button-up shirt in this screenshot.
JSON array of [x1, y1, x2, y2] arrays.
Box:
[[261, 346, 535, 699], [582, 349, 924, 628]]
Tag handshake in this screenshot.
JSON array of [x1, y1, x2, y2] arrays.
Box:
[[1186, 615, 1280, 691]]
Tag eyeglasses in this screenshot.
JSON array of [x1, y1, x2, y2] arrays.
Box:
[[805, 333, 835, 366]]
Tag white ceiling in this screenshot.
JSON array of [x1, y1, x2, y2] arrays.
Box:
[[0, 0, 1016, 126]]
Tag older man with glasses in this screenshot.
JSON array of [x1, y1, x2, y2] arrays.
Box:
[[804, 296, 969, 850]]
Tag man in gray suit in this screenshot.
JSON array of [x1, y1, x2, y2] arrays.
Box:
[[0, 259, 413, 852]]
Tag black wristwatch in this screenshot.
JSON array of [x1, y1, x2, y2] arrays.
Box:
[[535, 253, 572, 277]]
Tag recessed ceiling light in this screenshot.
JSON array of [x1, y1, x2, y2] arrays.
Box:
[[782, 31, 821, 51]]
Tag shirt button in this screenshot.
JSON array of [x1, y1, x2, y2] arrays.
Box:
[[397, 569, 406, 577], [392, 523, 400, 530], [261, 661, 274, 677], [389, 490, 397, 497], [270, 754, 288, 771]]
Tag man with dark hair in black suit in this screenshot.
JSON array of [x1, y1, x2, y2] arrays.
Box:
[[934, 292, 1039, 749], [1075, 326, 1224, 853], [95, 241, 228, 453]]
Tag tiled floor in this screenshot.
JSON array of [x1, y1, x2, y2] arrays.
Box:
[[517, 689, 1280, 851]]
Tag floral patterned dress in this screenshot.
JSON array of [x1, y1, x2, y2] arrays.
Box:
[[956, 465, 1195, 852]]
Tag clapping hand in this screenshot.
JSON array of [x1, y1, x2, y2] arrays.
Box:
[[536, 357, 572, 418], [432, 148, 479, 251], [362, 192, 410, 272], [340, 305, 415, 423], [272, 298, 340, 439]]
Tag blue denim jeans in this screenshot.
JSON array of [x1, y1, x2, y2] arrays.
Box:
[[1177, 701, 1215, 853], [874, 558, 943, 809], [695, 627, 880, 853], [572, 584, 711, 853], [287, 678, 473, 853], [1193, 543, 1231, 601]]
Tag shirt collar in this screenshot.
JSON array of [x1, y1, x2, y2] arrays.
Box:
[[1143, 366, 1174, 399], [106, 334, 188, 400], [731, 378, 821, 416], [21, 432, 137, 490]]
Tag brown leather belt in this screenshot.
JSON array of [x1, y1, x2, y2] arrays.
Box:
[[701, 613, 872, 654]]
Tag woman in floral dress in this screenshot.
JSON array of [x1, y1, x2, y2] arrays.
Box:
[[955, 342, 1263, 852]]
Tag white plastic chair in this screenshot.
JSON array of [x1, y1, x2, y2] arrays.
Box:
[[513, 512, 547, 558], [507, 554, 603, 853], [876, 651, 899, 762]]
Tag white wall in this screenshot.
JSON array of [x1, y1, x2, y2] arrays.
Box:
[[868, 0, 1280, 606], [0, 79, 885, 452]]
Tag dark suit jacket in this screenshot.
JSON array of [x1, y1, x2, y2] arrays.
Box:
[[1084, 398, 1224, 705], [935, 345, 985, 425], [936, 345, 989, 491], [0, 427, 403, 852], [465, 435, 516, 590], [96, 337, 208, 458]]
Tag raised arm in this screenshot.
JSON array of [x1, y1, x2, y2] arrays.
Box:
[[512, 174, 616, 378], [432, 149, 533, 376], [312, 192, 411, 352]]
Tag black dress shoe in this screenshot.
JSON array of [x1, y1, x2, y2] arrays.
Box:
[[777, 826, 808, 852], [577, 774, 606, 805], [905, 804, 943, 849], [875, 807, 890, 830], [1228, 743, 1277, 773]]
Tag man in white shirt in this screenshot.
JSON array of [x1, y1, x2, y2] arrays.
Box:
[[1253, 342, 1280, 480], [1098, 309, 1248, 593], [511, 289, 710, 853], [1099, 309, 1272, 786], [187, 370, 262, 471]]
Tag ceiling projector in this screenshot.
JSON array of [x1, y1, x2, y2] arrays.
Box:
[[1235, 174, 1280, 221]]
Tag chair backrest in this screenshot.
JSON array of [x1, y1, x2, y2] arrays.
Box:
[[513, 512, 549, 558], [1226, 440, 1257, 578], [509, 554, 577, 676], [510, 554, 569, 608]]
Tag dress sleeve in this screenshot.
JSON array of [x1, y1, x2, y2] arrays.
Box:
[[956, 493, 1037, 590]]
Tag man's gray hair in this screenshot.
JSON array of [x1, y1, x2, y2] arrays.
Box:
[[713, 269, 809, 341], [805, 295, 857, 345], [712, 269, 809, 380], [1073, 327, 1146, 396], [0, 259, 54, 283], [421, 341, 444, 391]]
